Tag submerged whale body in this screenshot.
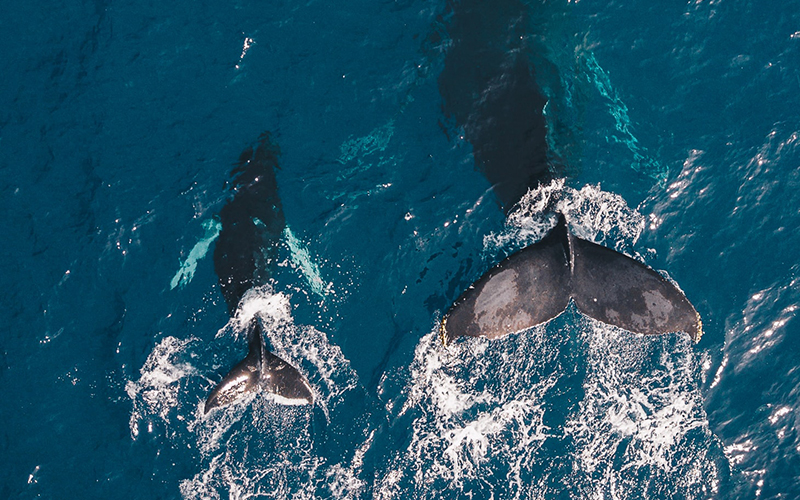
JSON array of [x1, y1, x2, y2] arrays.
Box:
[[437, 0, 555, 214], [437, 0, 702, 343], [204, 132, 313, 414]]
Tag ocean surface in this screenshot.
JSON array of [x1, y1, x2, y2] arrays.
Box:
[[2, 0, 800, 498]]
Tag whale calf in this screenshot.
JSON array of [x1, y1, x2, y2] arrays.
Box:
[[204, 132, 313, 413], [437, 0, 702, 343]]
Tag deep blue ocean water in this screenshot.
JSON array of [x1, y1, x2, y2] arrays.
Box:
[[2, 0, 800, 498]]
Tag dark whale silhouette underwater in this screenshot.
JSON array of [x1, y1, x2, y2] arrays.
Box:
[[203, 0, 701, 412]]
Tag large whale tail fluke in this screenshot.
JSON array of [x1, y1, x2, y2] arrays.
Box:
[[204, 318, 313, 414], [441, 214, 702, 345]]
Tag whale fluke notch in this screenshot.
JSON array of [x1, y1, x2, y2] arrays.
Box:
[[204, 318, 313, 414], [441, 218, 572, 343], [441, 214, 702, 345]]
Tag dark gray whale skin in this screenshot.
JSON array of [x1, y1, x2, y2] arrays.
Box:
[[204, 132, 313, 414], [437, 1, 702, 343]]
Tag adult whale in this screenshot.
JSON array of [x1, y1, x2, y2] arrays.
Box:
[[436, 0, 702, 343], [204, 132, 313, 413]]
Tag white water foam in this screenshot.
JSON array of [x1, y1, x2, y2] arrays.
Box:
[[486, 179, 646, 255], [565, 323, 721, 499], [126, 335, 199, 440], [377, 328, 557, 500], [179, 286, 363, 499], [147, 182, 724, 499], [378, 322, 721, 499], [225, 287, 359, 414], [376, 184, 723, 498]]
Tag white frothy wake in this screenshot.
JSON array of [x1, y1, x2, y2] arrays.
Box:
[[566, 323, 721, 499], [229, 287, 358, 415], [126, 335, 200, 440], [486, 179, 646, 255], [377, 328, 556, 500], [136, 182, 726, 499], [378, 321, 721, 499], [180, 286, 363, 499], [376, 183, 723, 499]]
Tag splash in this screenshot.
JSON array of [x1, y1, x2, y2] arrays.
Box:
[[170, 218, 222, 290], [565, 323, 722, 499], [180, 286, 363, 499], [214, 286, 359, 414], [377, 329, 555, 499], [486, 179, 646, 254], [378, 319, 722, 498], [378, 183, 723, 498], [126, 336, 199, 439]]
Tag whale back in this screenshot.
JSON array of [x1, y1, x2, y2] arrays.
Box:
[[213, 132, 285, 315], [438, 0, 552, 213]]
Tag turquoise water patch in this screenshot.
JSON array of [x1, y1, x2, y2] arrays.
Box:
[[284, 225, 329, 299], [170, 219, 222, 290], [338, 120, 395, 165], [582, 51, 668, 184]]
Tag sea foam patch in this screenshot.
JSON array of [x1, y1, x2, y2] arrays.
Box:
[[564, 322, 722, 499], [181, 285, 363, 500], [377, 326, 557, 499], [381, 321, 722, 498], [486, 179, 645, 255], [379, 184, 724, 498], [126, 336, 199, 440]]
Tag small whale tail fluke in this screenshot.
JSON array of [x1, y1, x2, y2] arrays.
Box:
[[441, 214, 702, 345], [204, 319, 313, 414]]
